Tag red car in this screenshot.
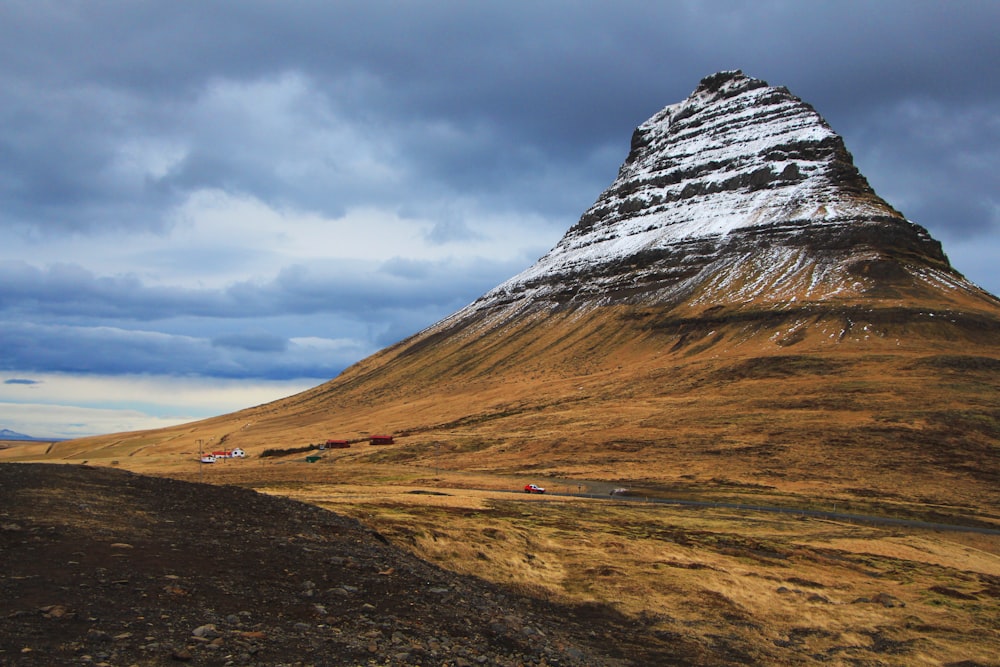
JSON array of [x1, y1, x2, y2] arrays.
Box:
[[523, 484, 546, 494]]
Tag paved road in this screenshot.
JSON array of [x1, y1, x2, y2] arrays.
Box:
[[507, 488, 1000, 536]]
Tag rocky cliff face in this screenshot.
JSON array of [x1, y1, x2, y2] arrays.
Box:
[[449, 70, 986, 326]]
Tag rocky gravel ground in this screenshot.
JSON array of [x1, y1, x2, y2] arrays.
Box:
[[1, 464, 714, 666]]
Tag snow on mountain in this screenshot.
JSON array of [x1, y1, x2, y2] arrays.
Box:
[[438, 70, 985, 332], [550, 70, 892, 255]]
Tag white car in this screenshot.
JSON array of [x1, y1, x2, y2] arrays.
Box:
[[523, 484, 546, 494]]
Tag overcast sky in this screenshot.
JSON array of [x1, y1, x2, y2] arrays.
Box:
[[1, 1, 998, 439]]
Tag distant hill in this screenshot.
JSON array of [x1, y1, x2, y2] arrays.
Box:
[[0, 428, 63, 442]]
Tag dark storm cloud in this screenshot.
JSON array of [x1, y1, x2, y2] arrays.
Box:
[[0, 255, 518, 378], [0, 320, 358, 381], [0, 256, 513, 322], [4, 378, 40, 386], [3, 2, 997, 236], [0, 321, 209, 376], [0, 0, 997, 390], [211, 332, 289, 354], [844, 99, 1000, 240], [0, 261, 226, 319]]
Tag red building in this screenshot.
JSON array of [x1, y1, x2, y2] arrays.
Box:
[[369, 435, 394, 445]]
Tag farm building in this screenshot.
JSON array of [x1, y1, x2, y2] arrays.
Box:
[[370, 435, 394, 445], [210, 448, 247, 459], [323, 439, 350, 449]]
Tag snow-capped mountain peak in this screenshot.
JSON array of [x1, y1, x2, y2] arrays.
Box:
[[444, 70, 985, 327]]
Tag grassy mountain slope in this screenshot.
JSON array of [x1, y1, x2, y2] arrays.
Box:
[[17, 266, 1000, 514]]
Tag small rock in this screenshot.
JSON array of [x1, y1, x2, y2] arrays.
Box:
[[192, 624, 220, 638], [171, 647, 193, 661], [871, 592, 905, 608], [87, 629, 112, 643], [39, 604, 69, 619]]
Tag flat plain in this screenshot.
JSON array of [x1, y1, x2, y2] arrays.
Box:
[[158, 457, 1000, 666]]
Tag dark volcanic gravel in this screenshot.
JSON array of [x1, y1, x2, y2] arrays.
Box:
[[0, 463, 714, 666]]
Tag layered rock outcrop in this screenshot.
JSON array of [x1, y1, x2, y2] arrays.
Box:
[[451, 70, 985, 325]]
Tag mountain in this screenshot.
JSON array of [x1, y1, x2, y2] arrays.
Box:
[[0, 428, 59, 442], [36, 71, 1000, 511], [450, 69, 980, 321]]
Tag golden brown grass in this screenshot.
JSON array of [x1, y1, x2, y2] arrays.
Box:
[[6, 294, 1000, 662], [191, 463, 1000, 666], [115, 451, 997, 664], [15, 301, 998, 518]]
